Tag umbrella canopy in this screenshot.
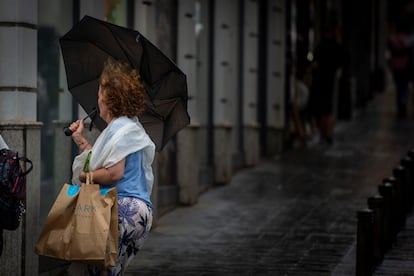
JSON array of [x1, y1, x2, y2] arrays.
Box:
[[60, 15, 190, 151]]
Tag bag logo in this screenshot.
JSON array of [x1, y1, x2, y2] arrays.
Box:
[[65, 202, 101, 219]]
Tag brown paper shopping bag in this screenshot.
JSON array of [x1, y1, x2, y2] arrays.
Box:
[[35, 173, 118, 268]]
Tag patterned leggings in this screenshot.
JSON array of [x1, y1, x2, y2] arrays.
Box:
[[68, 197, 153, 276]]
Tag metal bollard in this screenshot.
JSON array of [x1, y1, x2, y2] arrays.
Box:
[[385, 175, 405, 231], [401, 155, 414, 210], [396, 162, 412, 213], [356, 209, 374, 276], [382, 176, 403, 237], [407, 149, 414, 182], [378, 182, 393, 249], [367, 195, 384, 263]]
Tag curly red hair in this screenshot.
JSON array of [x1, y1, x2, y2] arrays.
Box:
[[99, 58, 145, 118]]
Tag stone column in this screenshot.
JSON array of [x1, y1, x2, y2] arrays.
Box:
[[133, 0, 162, 220], [134, 0, 157, 42], [176, 0, 199, 205], [0, 0, 41, 275], [196, 0, 214, 192], [242, 0, 260, 167], [213, 0, 239, 184], [134, 0, 181, 218], [0, 124, 41, 275], [266, 0, 286, 155]]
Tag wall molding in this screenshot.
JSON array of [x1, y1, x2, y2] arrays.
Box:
[[0, 21, 37, 30], [0, 87, 37, 93]]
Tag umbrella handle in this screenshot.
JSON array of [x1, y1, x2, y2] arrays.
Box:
[[63, 108, 98, 136]]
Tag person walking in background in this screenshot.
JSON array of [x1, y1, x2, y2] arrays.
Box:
[[68, 58, 156, 275], [388, 20, 411, 118], [309, 25, 345, 145], [289, 63, 313, 147]]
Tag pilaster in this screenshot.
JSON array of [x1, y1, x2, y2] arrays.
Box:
[[0, 1, 40, 274]]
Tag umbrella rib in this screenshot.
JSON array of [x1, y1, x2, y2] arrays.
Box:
[[61, 37, 125, 63], [97, 18, 137, 66], [106, 27, 136, 67]]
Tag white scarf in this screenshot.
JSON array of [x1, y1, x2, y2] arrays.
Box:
[[71, 116, 155, 193]]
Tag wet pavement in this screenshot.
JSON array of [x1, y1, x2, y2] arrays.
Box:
[[125, 89, 414, 275]]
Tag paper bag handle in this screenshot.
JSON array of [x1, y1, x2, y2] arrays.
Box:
[[86, 172, 94, 185]]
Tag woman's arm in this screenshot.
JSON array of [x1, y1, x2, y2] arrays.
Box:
[[79, 158, 125, 185]]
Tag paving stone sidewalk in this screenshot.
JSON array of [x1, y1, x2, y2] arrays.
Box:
[[125, 90, 414, 275]]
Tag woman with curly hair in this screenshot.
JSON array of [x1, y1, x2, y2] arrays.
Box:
[[68, 58, 155, 275]]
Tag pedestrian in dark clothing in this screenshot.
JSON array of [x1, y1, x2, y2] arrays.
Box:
[[388, 21, 411, 118], [309, 27, 344, 145]]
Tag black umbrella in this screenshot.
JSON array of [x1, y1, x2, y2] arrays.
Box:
[[59, 15, 190, 151]]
